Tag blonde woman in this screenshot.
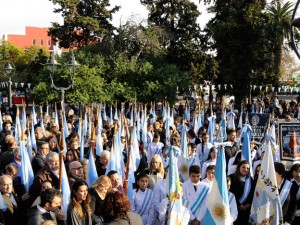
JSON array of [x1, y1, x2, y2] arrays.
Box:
[[145, 154, 164, 190], [89, 176, 112, 225]]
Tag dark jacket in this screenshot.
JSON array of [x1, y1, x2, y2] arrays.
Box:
[[0, 148, 14, 171], [280, 179, 297, 224], [229, 174, 255, 225], [89, 188, 105, 224], [31, 153, 46, 175], [0, 193, 21, 225], [27, 205, 57, 225], [30, 166, 59, 202]]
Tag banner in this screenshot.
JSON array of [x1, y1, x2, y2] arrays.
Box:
[[278, 123, 300, 169], [242, 113, 270, 142]]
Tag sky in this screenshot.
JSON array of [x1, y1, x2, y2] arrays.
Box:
[[0, 0, 212, 36]]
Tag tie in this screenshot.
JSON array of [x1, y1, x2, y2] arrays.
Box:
[[194, 185, 197, 192]]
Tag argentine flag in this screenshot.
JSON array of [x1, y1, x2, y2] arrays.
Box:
[[203, 146, 231, 224], [249, 138, 283, 224]]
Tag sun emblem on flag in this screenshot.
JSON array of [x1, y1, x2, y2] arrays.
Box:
[[181, 164, 188, 173], [212, 203, 228, 220]]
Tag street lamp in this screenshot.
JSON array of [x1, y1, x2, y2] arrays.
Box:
[[3, 61, 16, 108], [45, 51, 79, 111]]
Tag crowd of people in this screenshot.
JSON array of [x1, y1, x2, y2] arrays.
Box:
[[0, 96, 298, 225]]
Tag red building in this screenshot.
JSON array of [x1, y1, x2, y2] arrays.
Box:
[[7, 26, 56, 50]]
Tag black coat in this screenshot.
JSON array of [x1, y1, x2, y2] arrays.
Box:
[[280, 179, 297, 224], [229, 174, 255, 225], [31, 153, 46, 175]]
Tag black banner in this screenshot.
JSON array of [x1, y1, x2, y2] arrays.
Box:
[[242, 113, 270, 142]]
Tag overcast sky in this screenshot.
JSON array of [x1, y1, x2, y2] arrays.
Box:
[[0, 0, 212, 36]]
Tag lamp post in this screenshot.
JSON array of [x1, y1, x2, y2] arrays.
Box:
[[45, 51, 79, 112], [3, 61, 16, 108]]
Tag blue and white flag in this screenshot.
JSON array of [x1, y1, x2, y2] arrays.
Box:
[[31, 119, 37, 152], [203, 147, 231, 224], [0, 193, 7, 212], [60, 158, 70, 222], [207, 115, 216, 144], [20, 140, 34, 192], [249, 139, 283, 224], [86, 149, 98, 187], [241, 125, 253, 177]]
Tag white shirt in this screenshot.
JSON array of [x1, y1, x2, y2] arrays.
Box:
[[196, 142, 213, 166], [132, 188, 154, 225]]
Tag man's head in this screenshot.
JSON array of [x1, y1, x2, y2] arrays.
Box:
[[107, 170, 120, 189], [189, 165, 201, 184], [35, 127, 44, 139], [69, 161, 84, 179], [46, 152, 59, 174], [227, 129, 236, 142], [38, 141, 50, 157], [100, 150, 110, 166], [0, 175, 13, 194], [2, 121, 12, 131], [13, 147, 21, 162], [40, 188, 62, 213]]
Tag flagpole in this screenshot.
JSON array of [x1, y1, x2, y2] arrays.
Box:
[[59, 116, 65, 191], [124, 127, 133, 195]]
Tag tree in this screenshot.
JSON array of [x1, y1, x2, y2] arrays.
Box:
[[49, 0, 120, 48], [267, 0, 294, 79], [204, 0, 278, 107], [140, 0, 208, 83]]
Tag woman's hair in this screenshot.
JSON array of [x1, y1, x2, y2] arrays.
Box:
[[91, 175, 112, 190], [149, 154, 164, 175], [42, 220, 57, 225], [234, 160, 250, 182], [70, 179, 92, 218], [101, 191, 131, 224], [206, 147, 217, 161], [170, 136, 180, 147]]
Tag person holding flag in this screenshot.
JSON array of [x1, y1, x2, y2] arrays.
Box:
[[229, 160, 255, 224]]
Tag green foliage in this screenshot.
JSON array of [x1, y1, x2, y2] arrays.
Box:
[[49, 0, 120, 48]]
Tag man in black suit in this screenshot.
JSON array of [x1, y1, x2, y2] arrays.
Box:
[[32, 141, 50, 175], [0, 174, 21, 225]]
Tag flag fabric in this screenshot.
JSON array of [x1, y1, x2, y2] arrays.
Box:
[[238, 112, 243, 128], [26, 130, 34, 161], [31, 119, 37, 153], [0, 193, 7, 212], [96, 126, 103, 157], [86, 149, 98, 187], [32, 105, 37, 125], [168, 197, 190, 225], [54, 110, 60, 130], [207, 115, 216, 144], [227, 112, 235, 130], [241, 125, 253, 177], [20, 140, 34, 192], [203, 147, 231, 225], [249, 138, 283, 225], [165, 146, 181, 201], [60, 158, 71, 222], [21, 107, 27, 132], [110, 106, 113, 126], [102, 105, 107, 122]]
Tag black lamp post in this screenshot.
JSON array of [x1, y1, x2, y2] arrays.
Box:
[[45, 51, 79, 112], [3, 61, 15, 108]]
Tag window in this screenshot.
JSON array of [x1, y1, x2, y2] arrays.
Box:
[[40, 40, 43, 45], [48, 40, 51, 46], [32, 39, 36, 45]]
